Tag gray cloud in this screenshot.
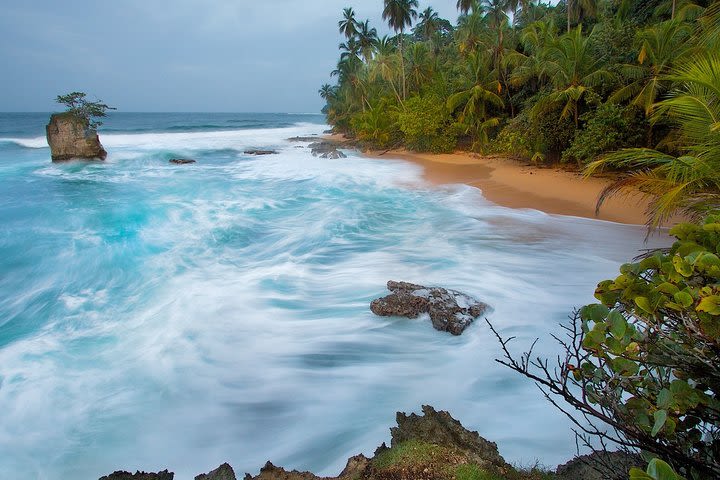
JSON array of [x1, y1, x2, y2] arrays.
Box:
[[0, 1, 464, 112]]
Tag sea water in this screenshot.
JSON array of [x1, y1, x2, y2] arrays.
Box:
[[0, 112, 667, 479]]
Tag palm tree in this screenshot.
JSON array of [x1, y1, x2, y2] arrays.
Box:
[[610, 20, 692, 116], [406, 42, 434, 93], [339, 37, 362, 63], [416, 7, 441, 41], [566, 0, 597, 33], [586, 53, 720, 228], [338, 7, 358, 39], [382, 0, 419, 101], [356, 20, 378, 63], [447, 51, 505, 151], [532, 26, 615, 129], [457, 0, 480, 15], [318, 84, 335, 101]]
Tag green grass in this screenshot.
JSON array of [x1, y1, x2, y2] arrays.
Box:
[[455, 463, 504, 480], [372, 440, 446, 469]]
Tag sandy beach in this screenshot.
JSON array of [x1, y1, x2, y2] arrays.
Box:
[[358, 147, 652, 226]]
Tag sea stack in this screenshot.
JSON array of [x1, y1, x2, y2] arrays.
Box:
[[46, 112, 107, 161]]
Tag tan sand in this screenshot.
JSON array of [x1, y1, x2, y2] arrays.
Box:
[[361, 148, 652, 225]]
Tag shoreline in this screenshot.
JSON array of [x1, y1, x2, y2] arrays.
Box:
[[326, 135, 652, 226]]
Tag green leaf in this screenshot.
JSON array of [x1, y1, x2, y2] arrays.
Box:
[[652, 410, 667, 437], [635, 296, 654, 314], [581, 303, 610, 323], [657, 389, 673, 409], [646, 458, 682, 480], [629, 467, 654, 480], [696, 295, 720, 315], [608, 310, 627, 338], [673, 291, 694, 308]]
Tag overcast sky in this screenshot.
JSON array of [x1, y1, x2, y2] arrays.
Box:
[[0, 0, 470, 113]]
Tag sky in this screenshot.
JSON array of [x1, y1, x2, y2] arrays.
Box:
[[0, 0, 469, 113]]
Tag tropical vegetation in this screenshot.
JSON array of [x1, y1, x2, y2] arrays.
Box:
[[56, 91, 115, 130], [320, 0, 720, 228]]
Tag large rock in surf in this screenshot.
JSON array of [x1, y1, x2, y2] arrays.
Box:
[[308, 141, 346, 159], [370, 281, 489, 335], [243, 456, 370, 480], [46, 112, 107, 161]]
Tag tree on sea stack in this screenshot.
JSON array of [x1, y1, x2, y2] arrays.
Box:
[[46, 91, 115, 162]]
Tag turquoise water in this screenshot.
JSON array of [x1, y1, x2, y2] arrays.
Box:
[[0, 113, 665, 479]]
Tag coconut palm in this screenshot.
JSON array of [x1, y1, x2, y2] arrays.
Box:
[[339, 37, 362, 63], [508, 18, 558, 89], [318, 84, 335, 101], [447, 51, 505, 151], [415, 7, 441, 41], [457, 0, 480, 15], [356, 20, 379, 63], [382, 0, 419, 101], [532, 26, 615, 128], [610, 20, 693, 116], [586, 53, 720, 228], [566, 0, 597, 33], [338, 7, 359, 40]]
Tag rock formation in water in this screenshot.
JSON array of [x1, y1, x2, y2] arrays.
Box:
[[244, 149, 278, 156], [46, 112, 107, 161], [169, 158, 197, 164], [370, 281, 489, 335], [308, 141, 346, 159], [196, 463, 237, 480]]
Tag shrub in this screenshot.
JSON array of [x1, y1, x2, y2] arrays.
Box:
[[349, 105, 400, 149], [397, 94, 458, 153], [562, 103, 647, 166], [492, 215, 720, 479]]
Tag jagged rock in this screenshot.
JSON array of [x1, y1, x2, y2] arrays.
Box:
[[555, 451, 644, 480], [390, 406, 511, 476], [169, 158, 196, 164], [370, 281, 488, 335], [196, 463, 237, 480], [244, 149, 277, 155], [337, 455, 371, 479], [98, 470, 173, 480], [46, 112, 107, 161], [308, 142, 346, 159], [243, 461, 323, 480]]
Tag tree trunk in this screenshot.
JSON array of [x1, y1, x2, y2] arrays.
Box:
[[399, 31, 406, 101], [567, 0, 572, 33], [672, 0, 676, 19]]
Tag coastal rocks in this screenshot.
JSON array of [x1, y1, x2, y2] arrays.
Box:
[[46, 112, 107, 161], [287, 136, 321, 142], [196, 463, 237, 480], [244, 149, 278, 155], [169, 158, 196, 164], [308, 141, 346, 159], [243, 455, 371, 480], [555, 451, 644, 480], [370, 281, 488, 335], [389, 405, 511, 476], [98, 470, 173, 480]]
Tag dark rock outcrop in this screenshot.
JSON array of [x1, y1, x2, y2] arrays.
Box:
[[98, 470, 173, 480], [169, 158, 196, 165], [196, 463, 237, 480], [243, 455, 370, 480], [370, 281, 489, 335], [390, 405, 510, 476], [287, 136, 321, 142], [46, 112, 107, 162], [308, 142, 346, 159], [555, 451, 644, 480], [244, 149, 278, 156]]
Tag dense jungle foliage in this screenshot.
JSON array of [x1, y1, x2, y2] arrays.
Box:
[[320, 0, 720, 227]]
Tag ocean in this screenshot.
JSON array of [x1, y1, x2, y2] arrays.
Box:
[[0, 112, 665, 479]]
